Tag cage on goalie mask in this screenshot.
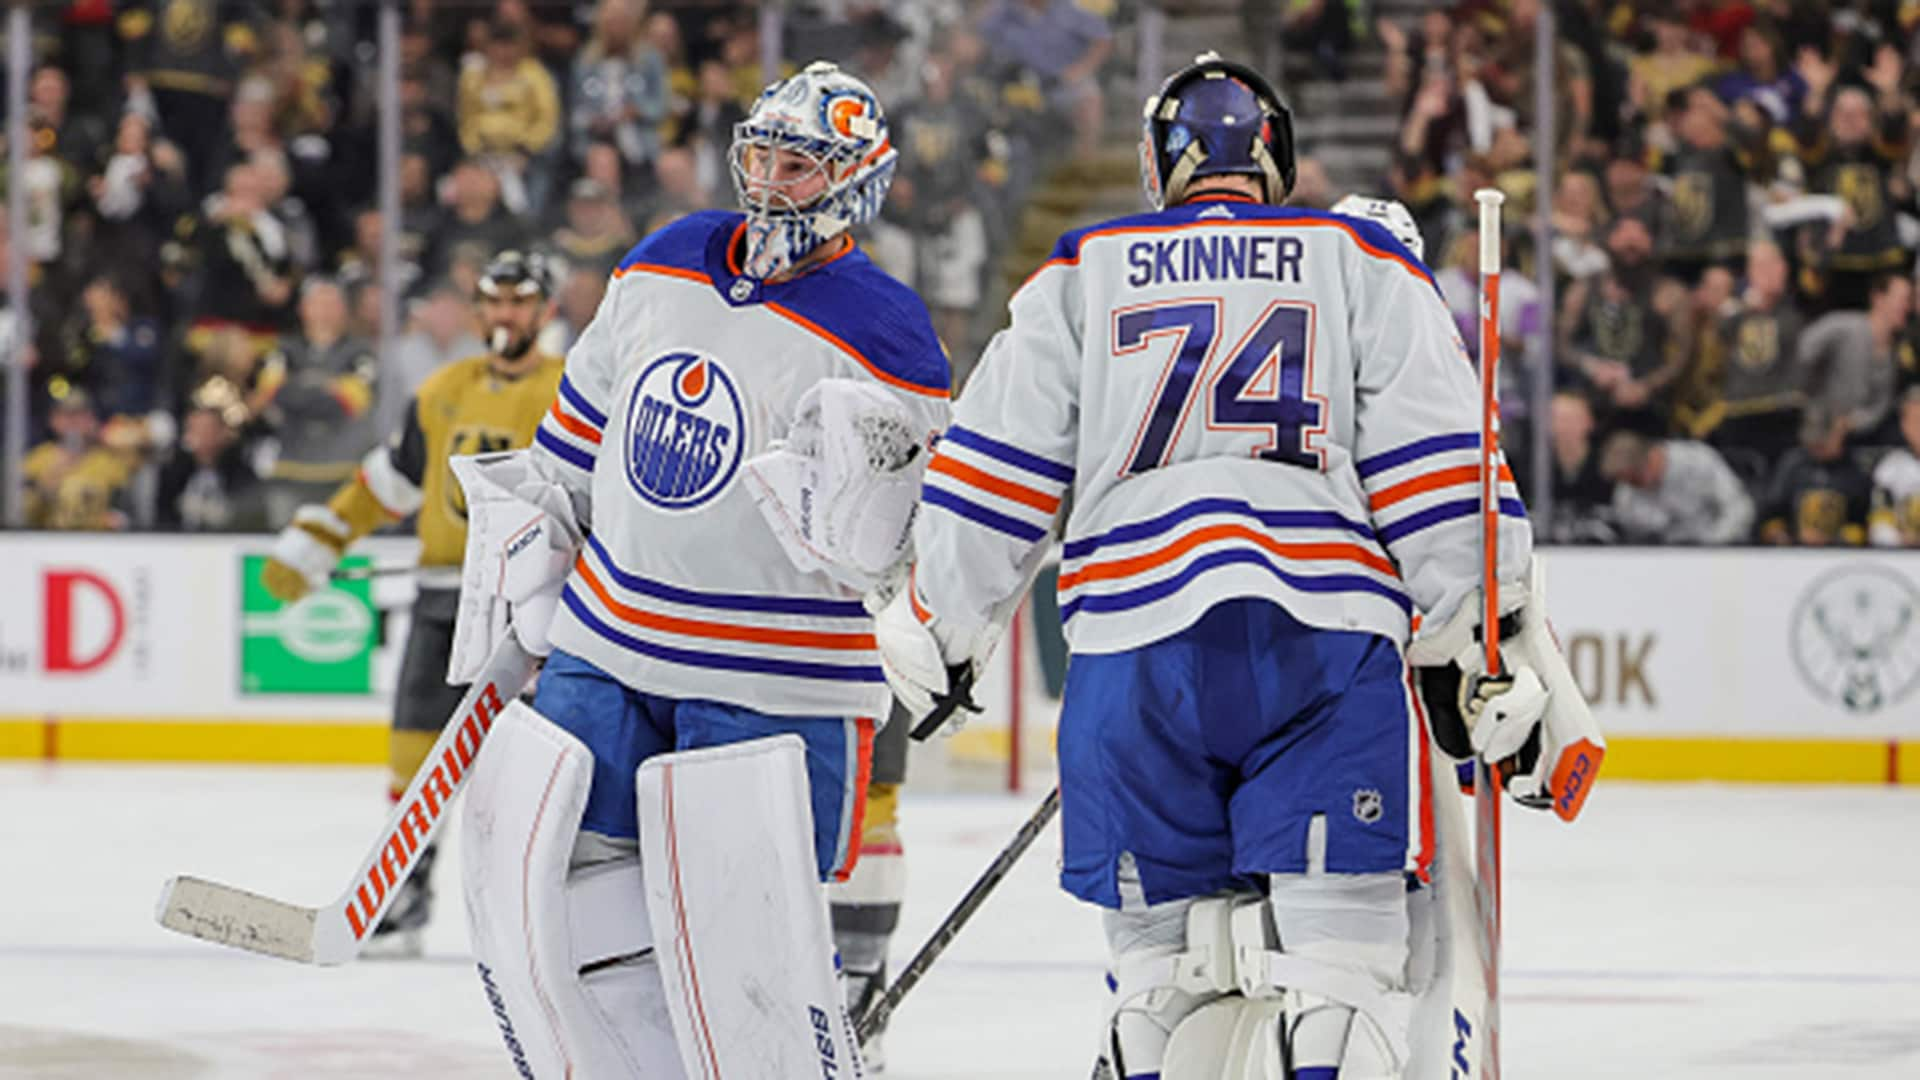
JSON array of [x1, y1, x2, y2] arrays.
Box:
[[729, 61, 897, 280], [1140, 53, 1297, 210]]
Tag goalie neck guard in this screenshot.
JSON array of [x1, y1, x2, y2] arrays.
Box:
[[1140, 53, 1297, 210], [729, 61, 897, 281]]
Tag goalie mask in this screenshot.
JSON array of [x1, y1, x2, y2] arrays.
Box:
[[729, 61, 896, 281], [1141, 53, 1296, 210]]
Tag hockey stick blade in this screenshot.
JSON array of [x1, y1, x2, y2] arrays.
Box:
[[856, 786, 1060, 1043], [154, 635, 538, 965]]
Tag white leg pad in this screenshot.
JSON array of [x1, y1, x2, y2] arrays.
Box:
[[637, 735, 864, 1080], [1405, 750, 1490, 1080], [462, 700, 686, 1079]]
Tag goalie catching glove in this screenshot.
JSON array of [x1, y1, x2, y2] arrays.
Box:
[[1408, 559, 1606, 821], [742, 378, 927, 595], [448, 450, 583, 683]]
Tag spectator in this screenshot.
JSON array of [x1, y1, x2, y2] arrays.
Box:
[[1628, 12, 1717, 126], [1688, 240, 1806, 465], [457, 19, 562, 215], [975, 0, 1111, 159], [56, 274, 167, 428], [1549, 168, 1611, 283], [152, 401, 265, 531], [205, 76, 286, 202], [396, 151, 445, 280], [183, 162, 296, 349], [337, 207, 422, 301], [13, 116, 82, 268], [429, 158, 525, 282], [549, 264, 608, 353], [1868, 389, 1920, 547], [380, 278, 482, 434], [120, 0, 261, 194], [399, 67, 462, 180], [1657, 84, 1766, 285], [1791, 47, 1914, 310], [88, 111, 193, 276], [1757, 404, 1872, 545], [1542, 390, 1619, 543], [255, 277, 378, 525], [549, 179, 635, 283], [1600, 429, 1756, 544], [30, 65, 109, 178], [1797, 272, 1909, 445], [23, 389, 133, 530], [636, 146, 711, 232], [250, 147, 318, 273], [570, 0, 669, 172], [580, 139, 652, 235], [1561, 215, 1686, 429], [678, 58, 749, 198], [887, 50, 993, 362], [1715, 23, 1804, 127]]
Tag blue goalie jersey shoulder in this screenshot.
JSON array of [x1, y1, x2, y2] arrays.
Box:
[[614, 210, 741, 278], [778, 252, 951, 398]]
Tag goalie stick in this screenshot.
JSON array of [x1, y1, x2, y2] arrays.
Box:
[[856, 785, 1060, 1044], [155, 635, 538, 965], [1471, 187, 1505, 1080]]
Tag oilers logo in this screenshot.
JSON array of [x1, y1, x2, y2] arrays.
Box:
[[623, 351, 745, 510]]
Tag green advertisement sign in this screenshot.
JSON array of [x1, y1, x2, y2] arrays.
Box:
[[239, 555, 378, 694]]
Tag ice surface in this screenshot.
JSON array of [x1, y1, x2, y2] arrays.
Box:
[[3, 764, 1918, 1078]]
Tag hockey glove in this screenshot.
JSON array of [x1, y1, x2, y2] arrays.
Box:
[[743, 378, 927, 595], [263, 505, 352, 604], [1410, 561, 1606, 820], [871, 578, 993, 739], [449, 451, 583, 682]]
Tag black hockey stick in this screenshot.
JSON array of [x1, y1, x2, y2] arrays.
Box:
[[908, 665, 979, 741], [855, 784, 1061, 1044]]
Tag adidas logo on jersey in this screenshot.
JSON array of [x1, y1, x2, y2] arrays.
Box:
[[1197, 203, 1234, 219]]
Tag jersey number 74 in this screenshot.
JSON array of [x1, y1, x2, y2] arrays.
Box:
[[1114, 299, 1326, 476]]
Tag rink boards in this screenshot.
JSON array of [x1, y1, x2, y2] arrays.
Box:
[[2, 534, 1918, 784]]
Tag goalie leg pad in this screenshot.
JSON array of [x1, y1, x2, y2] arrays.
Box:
[[461, 700, 686, 1079], [638, 735, 865, 1079]]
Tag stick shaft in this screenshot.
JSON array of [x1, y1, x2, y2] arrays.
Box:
[[855, 786, 1060, 1043], [1473, 186, 1506, 1080]]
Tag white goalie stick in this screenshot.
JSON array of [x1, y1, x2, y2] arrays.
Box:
[[155, 636, 538, 965]]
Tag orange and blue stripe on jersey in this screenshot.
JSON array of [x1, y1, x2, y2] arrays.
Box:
[[1056, 496, 1410, 623], [559, 533, 885, 684], [921, 425, 1074, 544], [536, 373, 605, 473], [1356, 432, 1526, 546]]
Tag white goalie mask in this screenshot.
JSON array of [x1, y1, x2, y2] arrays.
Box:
[[729, 61, 897, 281], [1331, 194, 1426, 262]]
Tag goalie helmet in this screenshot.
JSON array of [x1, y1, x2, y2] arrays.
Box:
[[1330, 194, 1426, 262], [730, 61, 897, 281], [1141, 52, 1296, 210]]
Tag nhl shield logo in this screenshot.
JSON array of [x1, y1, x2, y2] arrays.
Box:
[[623, 351, 746, 510]]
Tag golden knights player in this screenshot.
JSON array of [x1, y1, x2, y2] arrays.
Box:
[[262, 250, 564, 952]]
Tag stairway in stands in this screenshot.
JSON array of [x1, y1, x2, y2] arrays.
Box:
[[991, 0, 1422, 313]]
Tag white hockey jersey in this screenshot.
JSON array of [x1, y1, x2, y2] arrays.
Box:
[[1869, 448, 1920, 547], [532, 211, 951, 718], [913, 194, 1531, 655]]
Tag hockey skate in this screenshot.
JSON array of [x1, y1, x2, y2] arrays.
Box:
[[362, 845, 435, 959]]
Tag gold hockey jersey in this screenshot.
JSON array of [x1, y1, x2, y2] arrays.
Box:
[[329, 352, 564, 572]]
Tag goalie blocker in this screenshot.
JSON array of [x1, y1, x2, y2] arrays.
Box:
[[463, 703, 862, 1078]]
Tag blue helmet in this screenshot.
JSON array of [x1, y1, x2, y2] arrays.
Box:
[[1140, 53, 1296, 209]]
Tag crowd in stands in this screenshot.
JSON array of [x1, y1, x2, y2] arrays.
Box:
[[11, 0, 1919, 551], [4, 0, 1113, 534], [1379, 0, 1920, 548]]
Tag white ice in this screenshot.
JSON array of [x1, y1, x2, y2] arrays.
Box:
[[3, 764, 1918, 1078]]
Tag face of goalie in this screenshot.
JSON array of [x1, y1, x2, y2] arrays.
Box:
[[738, 143, 836, 215]]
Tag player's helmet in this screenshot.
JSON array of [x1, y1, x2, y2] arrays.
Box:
[[729, 61, 896, 280], [476, 250, 554, 359], [1140, 52, 1296, 210], [477, 249, 555, 302], [1330, 194, 1426, 262]]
